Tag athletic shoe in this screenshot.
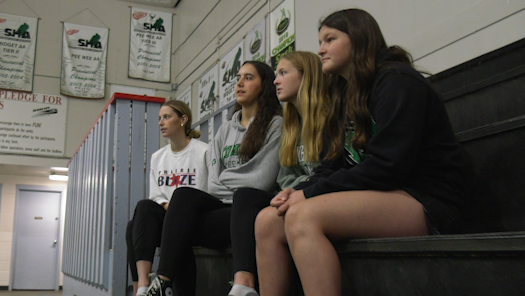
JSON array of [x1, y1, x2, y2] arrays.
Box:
[[145, 276, 173, 296], [228, 284, 259, 296], [228, 292, 258, 296], [136, 286, 148, 296]]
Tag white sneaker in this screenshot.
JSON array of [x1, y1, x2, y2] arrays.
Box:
[[145, 276, 173, 296], [228, 284, 259, 296], [136, 286, 148, 296]]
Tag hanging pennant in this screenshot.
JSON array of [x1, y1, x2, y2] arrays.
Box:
[[197, 64, 218, 120], [245, 18, 266, 63], [129, 7, 172, 83], [0, 13, 38, 92], [219, 39, 244, 109], [270, 0, 295, 69], [61, 23, 108, 98], [177, 84, 192, 110]]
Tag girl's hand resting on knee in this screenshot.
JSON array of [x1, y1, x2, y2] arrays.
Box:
[[271, 189, 306, 216], [270, 188, 295, 208]]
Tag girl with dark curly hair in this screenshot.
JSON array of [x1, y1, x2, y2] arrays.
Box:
[[145, 61, 282, 296]]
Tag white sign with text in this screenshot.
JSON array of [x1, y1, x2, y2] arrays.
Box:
[[0, 90, 67, 156]]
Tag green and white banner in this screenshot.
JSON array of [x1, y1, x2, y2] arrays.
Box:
[[244, 18, 266, 63], [198, 64, 218, 120], [177, 84, 192, 110], [61, 23, 108, 98], [129, 7, 172, 83], [270, 0, 295, 69], [219, 40, 244, 108], [0, 13, 38, 92]]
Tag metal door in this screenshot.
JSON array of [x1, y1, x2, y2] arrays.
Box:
[[11, 188, 61, 290]]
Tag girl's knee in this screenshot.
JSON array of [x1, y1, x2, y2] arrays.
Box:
[[170, 187, 207, 208], [136, 198, 155, 209], [255, 207, 279, 239], [283, 203, 317, 241]]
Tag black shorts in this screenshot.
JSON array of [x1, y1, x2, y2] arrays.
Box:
[[404, 188, 462, 235]]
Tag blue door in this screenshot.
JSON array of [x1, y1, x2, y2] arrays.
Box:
[[12, 188, 61, 290]]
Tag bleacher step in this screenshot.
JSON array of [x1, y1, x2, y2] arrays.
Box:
[[190, 232, 525, 296]]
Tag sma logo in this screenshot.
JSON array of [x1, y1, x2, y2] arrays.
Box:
[[143, 18, 165, 32], [4, 23, 30, 39], [78, 33, 102, 49]]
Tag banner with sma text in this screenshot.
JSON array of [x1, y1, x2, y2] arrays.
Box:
[[61, 23, 108, 98], [0, 13, 38, 92], [129, 8, 172, 83]]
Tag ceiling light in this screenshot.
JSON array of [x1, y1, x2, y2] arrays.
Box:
[[49, 173, 68, 181]]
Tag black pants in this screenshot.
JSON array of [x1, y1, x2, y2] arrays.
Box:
[[231, 188, 274, 285], [126, 199, 166, 282], [157, 187, 273, 296]]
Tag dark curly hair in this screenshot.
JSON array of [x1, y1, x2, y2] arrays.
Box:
[[233, 61, 282, 161]]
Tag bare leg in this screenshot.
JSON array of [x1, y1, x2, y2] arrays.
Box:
[[133, 282, 138, 296], [255, 206, 293, 296], [284, 190, 428, 296], [233, 271, 256, 288], [136, 260, 153, 288]]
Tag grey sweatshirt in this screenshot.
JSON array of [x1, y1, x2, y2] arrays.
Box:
[[276, 138, 319, 189], [208, 110, 282, 202]]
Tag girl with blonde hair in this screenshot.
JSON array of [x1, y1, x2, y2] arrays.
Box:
[[126, 100, 209, 296]]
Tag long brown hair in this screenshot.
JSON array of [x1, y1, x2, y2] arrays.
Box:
[[279, 51, 331, 166], [163, 100, 201, 139], [320, 9, 412, 159], [233, 61, 282, 161]]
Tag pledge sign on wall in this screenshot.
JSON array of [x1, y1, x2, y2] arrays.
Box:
[[0, 90, 67, 156]]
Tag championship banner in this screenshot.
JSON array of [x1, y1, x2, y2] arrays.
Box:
[[129, 8, 172, 83], [177, 84, 192, 110], [270, 0, 295, 69], [0, 13, 38, 92], [219, 40, 243, 108], [0, 90, 67, 156], [245, 18, 266, 63], [61, 23, 108, 98], [198, 64, 218, 120]]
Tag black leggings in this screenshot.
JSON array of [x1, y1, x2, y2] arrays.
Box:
[[126, 199, 166, 282], [158, 187, 231, 296], [231, 188, 274, 283], [157, 187, 273, 296]]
